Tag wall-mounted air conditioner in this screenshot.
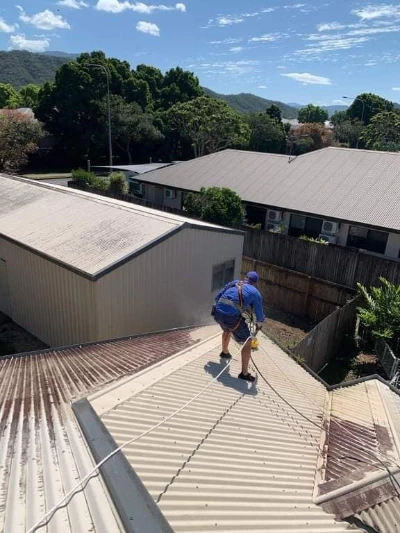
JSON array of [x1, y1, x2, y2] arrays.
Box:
[[319, 234, 338, 244], [164, 188, 177, 199], [267, 209, 282, 222], [321, 220, 340, 235], [267, 222, 281, 233]]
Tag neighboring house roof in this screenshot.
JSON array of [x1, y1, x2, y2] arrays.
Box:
[[0, 175, 240, 279], [88, 331, 400, 532], [138, 147, 400, 232], [282, 118, 333, 129], [94, 163, 173, 174], [0, 326, 208, 533]]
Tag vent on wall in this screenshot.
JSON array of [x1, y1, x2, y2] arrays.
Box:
[[164, 188, 177, 199]]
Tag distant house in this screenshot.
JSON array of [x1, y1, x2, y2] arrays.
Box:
[[126, 147, 400, 259], [0, 174, 243, 346]]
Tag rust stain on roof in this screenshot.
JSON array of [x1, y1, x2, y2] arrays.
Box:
[[0, 328, 198, 532]]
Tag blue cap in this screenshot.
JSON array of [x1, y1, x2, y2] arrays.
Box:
[[246, 271, 259, 283]]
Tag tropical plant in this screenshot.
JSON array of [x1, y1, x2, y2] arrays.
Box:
[[299, 235, 328, 244], [184, 186, 244, 226], [108, 171, 128, 196], [357, 277, 400, 354]]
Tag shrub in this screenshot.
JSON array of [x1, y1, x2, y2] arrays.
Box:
[[108, 172, 128, 196], [299, 235, 328, 245], [71, 168, 108, 192]]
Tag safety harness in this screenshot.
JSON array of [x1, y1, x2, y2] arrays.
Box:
[[217, 281, 246, 333]]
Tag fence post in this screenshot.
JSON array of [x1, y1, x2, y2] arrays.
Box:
[[303, 276, 312, 317]]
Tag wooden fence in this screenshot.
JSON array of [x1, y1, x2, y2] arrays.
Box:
[[242, 257, 354, 321], [243, 228, 400, 289], [291, 296, 360, 373]]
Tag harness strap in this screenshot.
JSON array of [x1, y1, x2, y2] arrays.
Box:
[[218, 282, 244, 333]]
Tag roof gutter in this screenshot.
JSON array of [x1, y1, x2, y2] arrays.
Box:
[[314, 466, 400, 505]]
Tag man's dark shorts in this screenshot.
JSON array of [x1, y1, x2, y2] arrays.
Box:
[[214, 311, 250, 344]]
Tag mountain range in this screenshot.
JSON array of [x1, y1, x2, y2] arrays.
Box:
[[0, 50, 354, 118]]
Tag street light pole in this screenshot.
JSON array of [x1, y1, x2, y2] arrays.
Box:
[[87, 63, 113, 168], [343, 95, 366, 149]]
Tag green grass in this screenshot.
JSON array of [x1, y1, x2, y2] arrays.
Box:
[[23, 172, 71, 180]]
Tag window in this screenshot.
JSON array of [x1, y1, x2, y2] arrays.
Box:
[[288, 214, 323, 238], [347, 226, 388, 255], [212, 260, 235, 291], [129, 180, 143, 197]]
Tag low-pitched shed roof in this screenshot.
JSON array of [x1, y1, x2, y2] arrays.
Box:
[[0, 175, 239, 279], [139, 147, 400, 232], [0, 326, 206, 533]]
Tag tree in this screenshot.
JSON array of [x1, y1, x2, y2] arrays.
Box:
[[247, 113, 286, 153], [0, 83, 21, 109], [266, 104, 282, 123], [298, 104, 329, 124], [159, 67, 203, 110], [166, 96, 250, 158], [333, 119, 364, 148], [360, 111, 400, 151], [184, 187, 244, 226], [346, 93, 394, 125], [289, 123, 335, 154], [104, 96, 163, 163], [330, 110, 348, 126], [357, 278, 400, 355], [0, 110, 43, 171], [19, 84, 40, 108]]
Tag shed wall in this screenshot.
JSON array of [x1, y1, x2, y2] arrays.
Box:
[[0, 239, 96, 346], [95, 228, 243, 340]]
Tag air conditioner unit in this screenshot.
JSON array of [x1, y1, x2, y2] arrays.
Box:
[[164, 188, 176, 199], [319, 234, 338, 244], [321, 220, 340, 235], [267, 209, 282, 222], [267, 222, 281, 233]]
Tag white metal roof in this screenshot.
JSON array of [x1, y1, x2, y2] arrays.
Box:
[[138, 147, 400, 232], [92, 333, 370, 532], [0, 327, 206, 533], [0, 175, 238, 278], [94, 163, 173, 174]]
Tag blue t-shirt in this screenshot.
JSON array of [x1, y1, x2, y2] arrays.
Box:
[[215, 280, 265, 322]]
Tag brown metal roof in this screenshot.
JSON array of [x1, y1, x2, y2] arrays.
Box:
[[0, 327, 202, 532], [139, 147, 400, 231]]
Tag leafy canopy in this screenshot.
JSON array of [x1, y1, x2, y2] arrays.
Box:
[[298, 104, 329, 124], [166, 96, 250, 158], [0, 110, 43, 171], [360, 111, 400, 152], [185, 187, 244, 227]]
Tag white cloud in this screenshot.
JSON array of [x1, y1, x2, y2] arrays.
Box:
[[194, 59, 260, 77], [317, 22, 346, 31], [250, 33, 284, 42], [332, 99, 348, 105], [258, 85, 268, 88], [352, 4, 400, 20], [8, 33, 50, 52], [96, 0, 186, 13], [210, 37, 243, 44], [0, 18, 17, 33], [136, 20, 160, 36], [229, 46, 244, 53], [392, 87, 400, 91], [348, 25, 400, 35], [206, 8, 275, 28], [17, 6, 71, 30], [57, 0, 88, 8], [281, 72, 332, 85]]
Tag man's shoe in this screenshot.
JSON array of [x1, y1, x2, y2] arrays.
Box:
[[238, 372, 256, 382], [219, 352, 232, 359]]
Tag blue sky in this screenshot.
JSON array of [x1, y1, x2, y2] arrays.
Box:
[[1, 1, 400, 105]]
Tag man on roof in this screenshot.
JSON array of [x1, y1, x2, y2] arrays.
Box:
[[213, 271, 265, 382]]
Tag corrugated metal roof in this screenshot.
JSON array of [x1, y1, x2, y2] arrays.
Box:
[[0, 327, 203, 533], [95, 163, 173, 174], [0, 175, 236, 278], [96, 333, 363, 532], [139, 147, 400, 231]]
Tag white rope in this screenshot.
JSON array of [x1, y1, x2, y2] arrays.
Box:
[[27, 337, 251, 533]]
